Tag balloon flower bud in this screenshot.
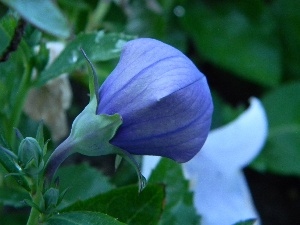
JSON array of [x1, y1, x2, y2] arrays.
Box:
[[97, 38, 213, 163], [45, 38, 213, 185]]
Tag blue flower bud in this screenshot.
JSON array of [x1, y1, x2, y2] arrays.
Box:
[[97, 38, 213, 163]]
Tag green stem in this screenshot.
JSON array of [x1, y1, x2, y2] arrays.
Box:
[[6, 59, 32, 149], [85, 0, 112, 32], [44, 136, 75, 185], [26, 181, 44, 225]]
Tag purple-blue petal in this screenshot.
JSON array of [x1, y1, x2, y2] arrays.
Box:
[[97, 38, 213, 162]]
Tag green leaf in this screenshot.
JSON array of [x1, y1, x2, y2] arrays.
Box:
[[233, 218, 257, 225], [0, 0, 70, 38], [0, 14, 33, 148], [62, 184, 165, 225], [0, 186, 29, 207], [125, 0, 187, 51], [0, 146, 30, 191], [0, 56, 21, 121], [251, 82, 300, 175], [46, 211, 126, 225], [0, 14, 27, 98], [181, 1, 281, 86], [55, 164, 115, 209], [148, 158, 200, 225], [0, 13, 18, 54], [271, 0, 300, 79], [38, 32, 135, 86], [0, 211, 27, 225]]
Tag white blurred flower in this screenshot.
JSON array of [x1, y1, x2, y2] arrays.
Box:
[[24, 42, 72, 141], [142, 97, 268, 225]]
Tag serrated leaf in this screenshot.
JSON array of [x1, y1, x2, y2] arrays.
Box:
[[46, 211, 126, 225], [149, 158, 200, 225], [181, 1, 281, 86], [55, 164, 115, 209], [38, 32, 135, 86], [1, 0, 70, 38], [62, 184, 164, 225], [251, 82, 300, 175]]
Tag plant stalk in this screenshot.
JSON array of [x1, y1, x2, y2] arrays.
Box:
[[26, 182, 44, 225], [85, 0, 111, 32], [6, 60, 32, 149]]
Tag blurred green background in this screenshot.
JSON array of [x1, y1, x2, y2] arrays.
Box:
[[0, 0, 300, 224]]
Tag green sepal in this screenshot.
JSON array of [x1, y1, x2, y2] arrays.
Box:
[[115, 155, 123, 171], [44, 98, 122, 182], [24, 199, 43, 213], [14, 128, 24, 141], [113, 148, 147, 193], [67, 97, 122, 156], [16, 136, 46, 180], [0, 145, 17, 160], [34, 121, 50, 157], [57, 187, 70, 207], [43, 187, 60, 213], [80, 48, 100, 104], [18, 137, 43, 169], [35, 121, 45, 151], [114, 151, 147, 192], [0, 145, 30, 191]]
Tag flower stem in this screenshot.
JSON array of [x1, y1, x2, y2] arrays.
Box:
[[26, 182, 43, 225], [6, 60, 32, 149], [44, 137, 74, 185], [85, 0, 111, 32]]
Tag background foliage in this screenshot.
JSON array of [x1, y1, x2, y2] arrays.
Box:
[[0, 0, 300, 224]]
